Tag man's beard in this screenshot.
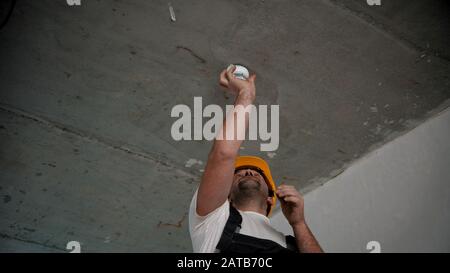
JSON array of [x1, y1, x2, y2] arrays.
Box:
[[238, 178, 261, 192], [232, 178, 263, 207]]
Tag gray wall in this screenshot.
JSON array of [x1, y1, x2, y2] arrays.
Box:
[[271, 107, 450, 252]]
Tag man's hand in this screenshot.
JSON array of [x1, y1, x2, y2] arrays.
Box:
[[277, 184, 323, 253], [219, 65, 256, 99], [276, 184, 305, 226]]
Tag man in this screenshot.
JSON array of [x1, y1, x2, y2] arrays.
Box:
[[189, 65, 323, 253]]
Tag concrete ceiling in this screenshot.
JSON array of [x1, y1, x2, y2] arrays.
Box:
[[0, 0, 449, 252]]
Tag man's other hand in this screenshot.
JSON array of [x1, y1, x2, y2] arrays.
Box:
[[276, 184, 306, 227]]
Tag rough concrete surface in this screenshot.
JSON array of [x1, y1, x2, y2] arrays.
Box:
[[0, 0, 449, 251]]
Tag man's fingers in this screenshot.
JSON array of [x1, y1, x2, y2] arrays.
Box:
[[277, 187, 300, 197], [280, 196, 300, 204], [276, 189, 287, 197], [249, 73, 256, 83], [277, 190, 298, 199], [225, 65, 236, 81], [278, 184, 295, 190], [277, 185, 296, 192], [219, 70, 229, 87], [283, 196, 297, 203], [276, 189, 288, 197], [277, 185, 302, 198]]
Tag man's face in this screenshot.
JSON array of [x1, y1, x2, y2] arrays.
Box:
[[230, 168, 270, 198]]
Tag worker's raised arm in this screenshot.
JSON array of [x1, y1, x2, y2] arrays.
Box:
[[196, 66, 256, 216]]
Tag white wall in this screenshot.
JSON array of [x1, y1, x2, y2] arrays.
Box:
[[271, 108, 450, 252]]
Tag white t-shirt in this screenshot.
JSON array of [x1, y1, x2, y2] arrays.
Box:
[[189, 189, 288, 253]]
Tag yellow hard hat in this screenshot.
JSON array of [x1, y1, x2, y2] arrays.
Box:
[[234, 156, 277, 216]]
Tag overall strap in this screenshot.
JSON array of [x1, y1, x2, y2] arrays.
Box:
[[285, 235, 299, 252], [216, 204, 299, 253], [216, 204, 242, 251]]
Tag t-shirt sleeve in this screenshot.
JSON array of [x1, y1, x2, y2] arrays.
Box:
[[188, 188, 230, 253]]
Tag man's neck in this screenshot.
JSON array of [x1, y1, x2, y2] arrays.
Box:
[[233, 202, 266, 216]]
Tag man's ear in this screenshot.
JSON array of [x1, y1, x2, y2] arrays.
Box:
[[265, 197, 274, 216]]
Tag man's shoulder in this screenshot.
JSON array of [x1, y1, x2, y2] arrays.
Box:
[[189, 189, 230, 230], [189, 190, 230, 252]]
